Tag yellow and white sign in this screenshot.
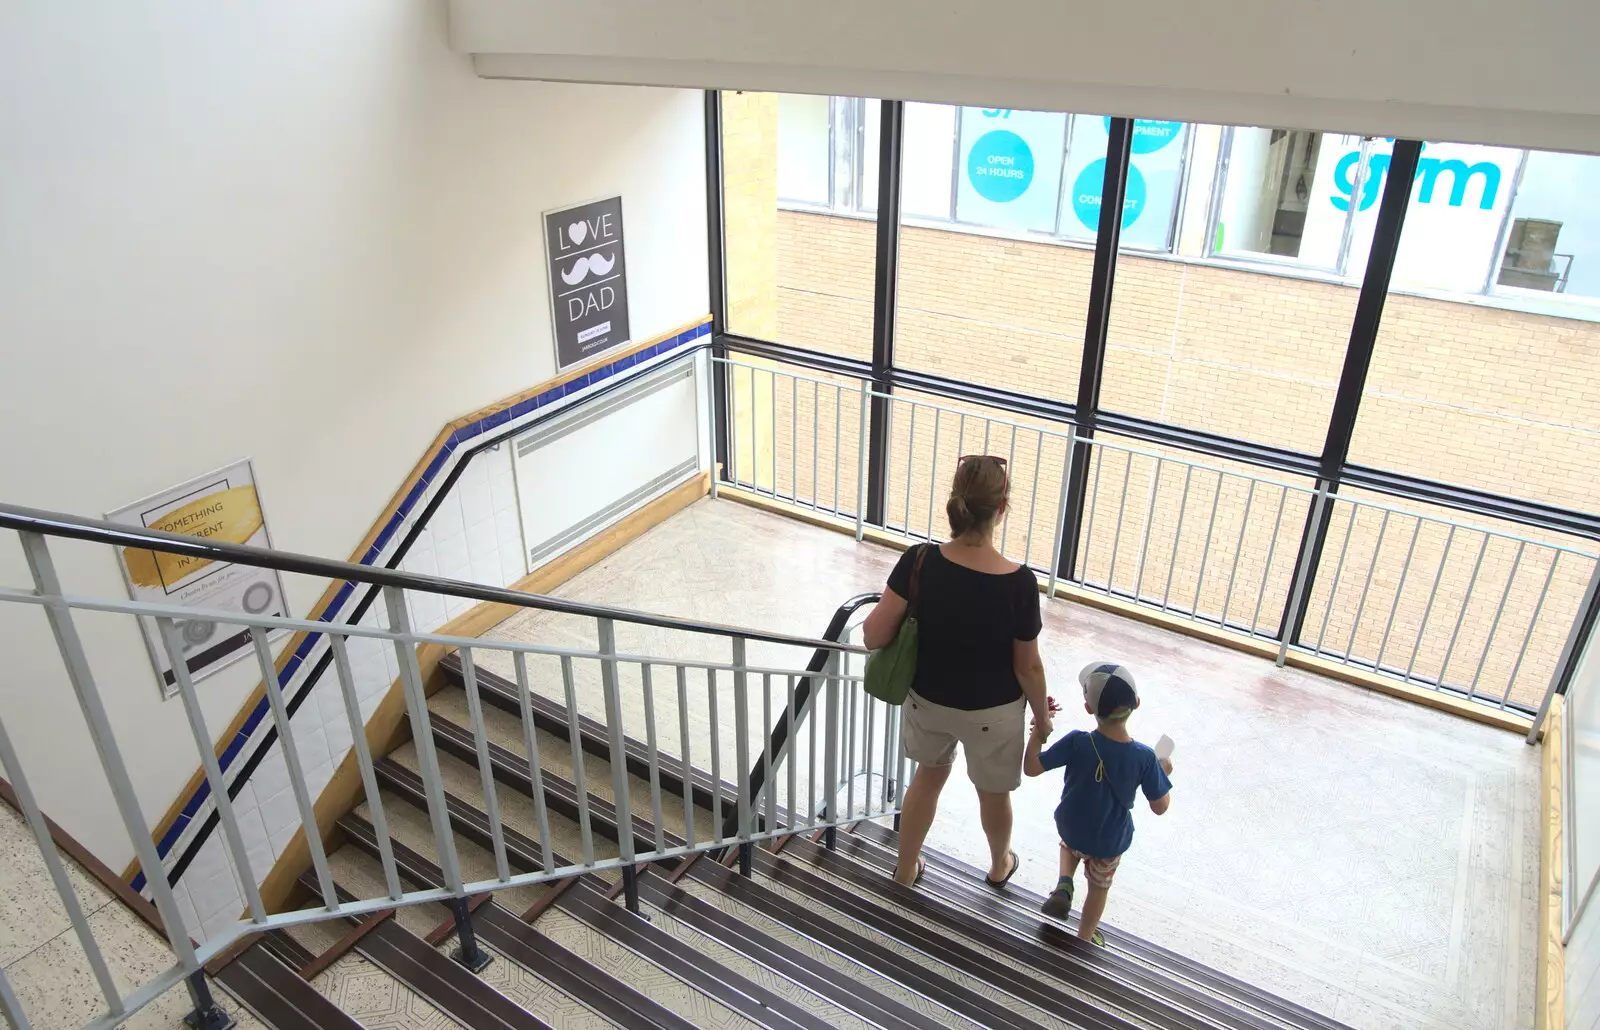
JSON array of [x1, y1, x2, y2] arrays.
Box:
[[107, 460, 288, 696]]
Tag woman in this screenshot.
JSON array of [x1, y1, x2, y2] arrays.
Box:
[[863, 454, 1053, 887]]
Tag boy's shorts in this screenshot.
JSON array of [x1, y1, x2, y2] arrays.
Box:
[[1063, 844, 1121, 889]]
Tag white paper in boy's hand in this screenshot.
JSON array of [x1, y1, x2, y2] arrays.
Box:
[[1154, 735, 1175, 761]]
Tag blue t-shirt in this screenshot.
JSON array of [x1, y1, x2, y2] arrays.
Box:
[[1039, 729, 1171, 859]]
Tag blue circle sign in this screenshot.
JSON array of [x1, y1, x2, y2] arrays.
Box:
[[1103, 117, 1183, 154], [1072, 160, 1148, 230], [967, 130, 1035, 203]]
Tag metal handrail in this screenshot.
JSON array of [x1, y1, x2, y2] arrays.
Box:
[[726, 591, 881, 850], [0, 502, 863, 655]]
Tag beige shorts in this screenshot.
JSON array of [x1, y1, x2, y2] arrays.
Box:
[[902, 691, 1027, 793]]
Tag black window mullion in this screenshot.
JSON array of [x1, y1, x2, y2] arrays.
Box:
[[1057, 117, 1134, 582], [866, 100, 904, 526], [1280, 138, 1423, 645], [704, 90, 731, 483]]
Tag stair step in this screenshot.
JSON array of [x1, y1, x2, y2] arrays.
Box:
[[216, 942, 362, 1030], [556, 873, 838, 1030], [757, 839, 1204, 1030], [385, 738, 620, 886], [401, 709, 1096, 1030], [261, 927, 320, 971], [425, 706, 675, 862], [328, 832, 626, 1030], [474, 904, 702, 1030], [353, 775, 860, 1030], [308, 950, 463, 1030], [636, 861, 973, 1030], [328, 831, 451, 939], [440, 653, 735, 825], [428, 685, 691, 843], [339, 806, 760, 1030], [838, 825, 1344, 1030], [357, 780, 547, 915], [679, 857, 1039, 1030], [352, 916, 559, 1030]]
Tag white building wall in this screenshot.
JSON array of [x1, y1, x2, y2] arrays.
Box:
[[0, 0, 707, 875]]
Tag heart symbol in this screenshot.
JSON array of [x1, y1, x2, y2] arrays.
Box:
[[567, 221, 588, 245]]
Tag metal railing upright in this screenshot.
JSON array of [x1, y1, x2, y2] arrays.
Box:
[[715, 353, 1600, 722]]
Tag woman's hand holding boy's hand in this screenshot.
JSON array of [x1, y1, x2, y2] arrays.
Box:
[[1030, 713, 1053, 740]]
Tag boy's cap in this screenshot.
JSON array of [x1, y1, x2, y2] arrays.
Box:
[[1079, 662, 1139, 719]]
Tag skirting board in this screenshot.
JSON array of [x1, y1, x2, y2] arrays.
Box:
[[717, 484, 1535, 737]]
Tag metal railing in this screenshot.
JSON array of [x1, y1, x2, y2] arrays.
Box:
[[0, 503, 884, 1030], [717, 354, 1600, 717], [732, 593, 907, 865]]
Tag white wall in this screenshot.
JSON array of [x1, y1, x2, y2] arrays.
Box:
[[0, 1, 707, 868], [455, 0, 1600, 154]]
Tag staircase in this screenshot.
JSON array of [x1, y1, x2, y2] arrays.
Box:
[[0, 502, 1363, 1030], [207, 651, 1355, 1030]]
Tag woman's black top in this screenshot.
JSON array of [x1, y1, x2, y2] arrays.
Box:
[[886, 544, 1042, 711]]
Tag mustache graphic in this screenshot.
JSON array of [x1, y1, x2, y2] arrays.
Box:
[[560, 251, 617, 286]]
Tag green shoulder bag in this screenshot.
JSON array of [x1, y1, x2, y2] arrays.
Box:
[[863, 544, 928, 705]]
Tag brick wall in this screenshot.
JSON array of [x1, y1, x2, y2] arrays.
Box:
[[723, 92, 779, 341]]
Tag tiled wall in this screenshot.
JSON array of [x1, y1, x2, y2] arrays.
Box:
[[170, 444, 527, 940], [147, 322, 709, 941]]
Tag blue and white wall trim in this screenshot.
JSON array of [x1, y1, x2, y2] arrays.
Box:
[[140, 318, 711, 939]]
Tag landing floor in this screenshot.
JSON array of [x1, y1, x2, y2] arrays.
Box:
[[485, 498, 1539, 1030]]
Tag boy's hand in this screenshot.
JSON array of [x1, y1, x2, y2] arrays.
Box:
[[1030, 714, 1053, 740], [1159, 757, 1174, 776]]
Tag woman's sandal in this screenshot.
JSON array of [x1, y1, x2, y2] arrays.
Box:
[[985, 850, 1020, 889], [896, 856, 927, 887]]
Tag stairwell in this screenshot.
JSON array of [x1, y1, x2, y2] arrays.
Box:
[[190, 652, 1356, 1030]]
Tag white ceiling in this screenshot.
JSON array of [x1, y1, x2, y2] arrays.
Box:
[[451, 0, 1600, 153]]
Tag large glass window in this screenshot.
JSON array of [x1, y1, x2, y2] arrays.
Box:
[[775, 93, 831, 207], [1210, 128, 1357, 268], [1348, 141, 1600, 513], [1493, 150, 1600, 303], [722, 91, 879, 358], [893, 104, 1105, 397], [1102, 122, 1361, 453], [1063, 117, 1190, 251]]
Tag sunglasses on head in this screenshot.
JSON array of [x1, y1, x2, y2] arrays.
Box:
[[957, 454, 1008, 468]]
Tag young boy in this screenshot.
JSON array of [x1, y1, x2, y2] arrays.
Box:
[[1024, 662, 1173, 945]]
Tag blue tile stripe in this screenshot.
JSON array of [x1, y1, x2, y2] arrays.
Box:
[[132, 321, 710, 893]]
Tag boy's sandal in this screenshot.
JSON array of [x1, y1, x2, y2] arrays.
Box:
[[1088, 928, 1105, 947], [1040, 881, 1074, 920], [984, 850, 1020, 889]]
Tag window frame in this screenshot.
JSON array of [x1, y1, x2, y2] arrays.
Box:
[[710, 90, 1600, 714]]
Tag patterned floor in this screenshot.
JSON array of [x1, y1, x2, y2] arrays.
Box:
[[0, 806, 269, 1030], [479, 497, 1541, 1030]]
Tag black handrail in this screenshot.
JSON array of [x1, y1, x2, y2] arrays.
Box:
[[724, 592, 881, 856], [0, 502, 862, 655]]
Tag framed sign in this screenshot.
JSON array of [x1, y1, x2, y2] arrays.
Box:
[[545, 196, 632, 371], [107, 460, 289, 697]]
